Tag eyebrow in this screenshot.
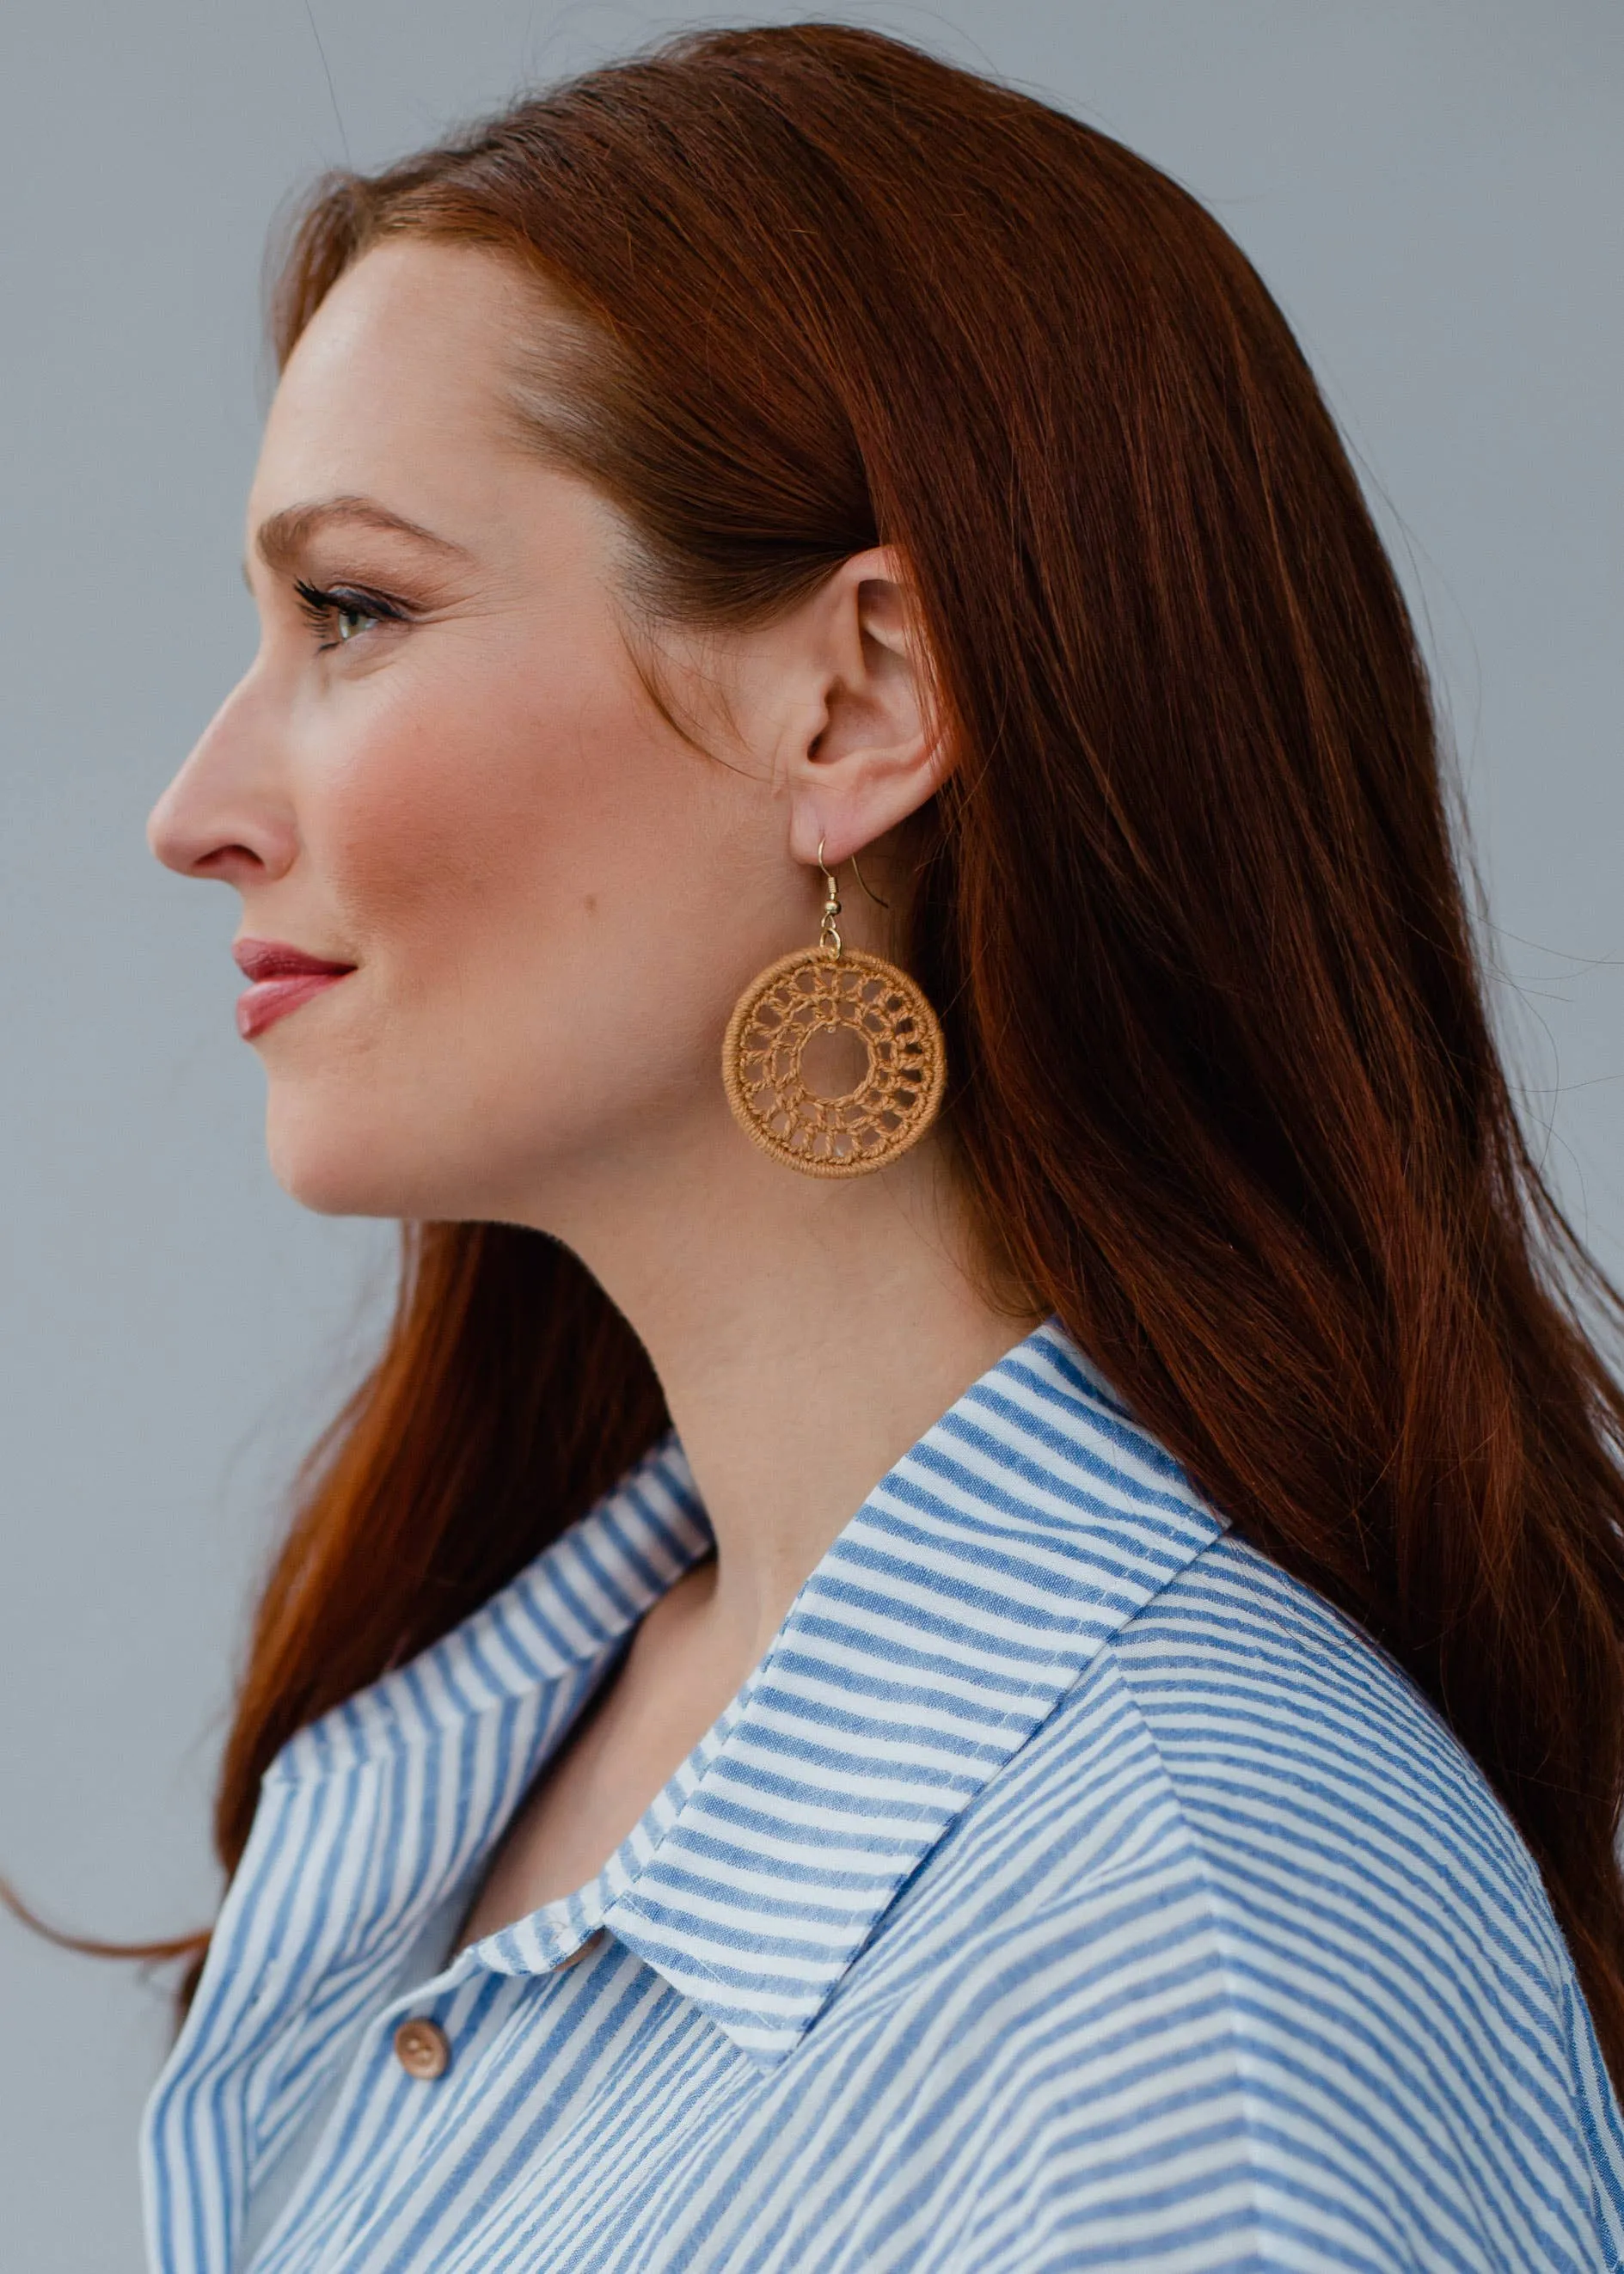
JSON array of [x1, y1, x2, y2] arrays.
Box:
[[249, 495, 473, 579]]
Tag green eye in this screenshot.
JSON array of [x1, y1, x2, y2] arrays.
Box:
[[292, 578, 404, 651]]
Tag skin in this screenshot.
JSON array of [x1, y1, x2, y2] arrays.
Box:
[[150, 239, 1033, 1940]]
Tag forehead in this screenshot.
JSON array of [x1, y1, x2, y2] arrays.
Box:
[[249, 239, 541, 518]]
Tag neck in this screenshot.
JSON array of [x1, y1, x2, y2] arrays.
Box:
[[536, 1127, 1036, 1666]]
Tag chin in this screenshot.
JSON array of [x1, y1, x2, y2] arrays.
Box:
[[267, 1145, 412, 1221], [262, 1082, 564, 1224], [264, 1093, 430, 1220]]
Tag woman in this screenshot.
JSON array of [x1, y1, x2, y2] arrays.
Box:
[[131, 21, 1624, 2271]]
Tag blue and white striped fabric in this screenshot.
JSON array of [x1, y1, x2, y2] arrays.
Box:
[[141, 1321, 1624, 2271]]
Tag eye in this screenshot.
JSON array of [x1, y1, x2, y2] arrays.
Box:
[[292, 579, 405, 652]]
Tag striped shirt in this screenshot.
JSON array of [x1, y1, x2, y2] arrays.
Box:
[[141, 1320, 1624, 2270]]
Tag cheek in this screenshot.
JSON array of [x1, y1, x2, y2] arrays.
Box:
[[267, 598, 788, 1224], [286, 627, 745, 1196], [308, 642, 683, 984]]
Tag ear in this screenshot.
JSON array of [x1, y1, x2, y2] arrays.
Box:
[[779, 547, 949, 867]]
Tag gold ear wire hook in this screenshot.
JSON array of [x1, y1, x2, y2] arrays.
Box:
[[816, 837, 843, 957], [850, 852, 890, 910]]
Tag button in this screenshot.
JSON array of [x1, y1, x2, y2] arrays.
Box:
[[556, 1930, 606, 1972], [393, 2018, 451, 2080]]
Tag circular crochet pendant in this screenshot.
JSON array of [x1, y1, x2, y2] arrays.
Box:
[[722, 945, 947, 1178]]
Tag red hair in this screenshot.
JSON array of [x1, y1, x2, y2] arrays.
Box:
[[27, 23, 1624, 2081]]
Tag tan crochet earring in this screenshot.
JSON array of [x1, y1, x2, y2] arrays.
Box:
[[722, 843, 947, 1178]]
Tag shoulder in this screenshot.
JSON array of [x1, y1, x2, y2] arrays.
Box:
[[864, 1530, 1624, 2270], [1108, 1525, 1564, 1966]]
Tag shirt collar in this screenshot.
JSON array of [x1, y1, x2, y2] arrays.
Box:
[[261, 1317, 1224, 2066]]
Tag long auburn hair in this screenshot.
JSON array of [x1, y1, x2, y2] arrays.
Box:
[[28, 22, 1624, 2074]]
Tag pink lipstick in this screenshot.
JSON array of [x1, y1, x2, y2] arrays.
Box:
[[233, 939, 356, 1040]]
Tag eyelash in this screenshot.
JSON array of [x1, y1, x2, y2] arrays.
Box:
[[293, 578, 408, 651]]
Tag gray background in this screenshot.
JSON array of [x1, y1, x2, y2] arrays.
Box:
[[2, 2, 1619, 2263]]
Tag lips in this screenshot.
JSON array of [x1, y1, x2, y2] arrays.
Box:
[[233, 938, 356, 1041]]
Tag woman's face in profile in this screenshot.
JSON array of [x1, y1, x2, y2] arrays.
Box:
[[148, 240, 818, 1229]]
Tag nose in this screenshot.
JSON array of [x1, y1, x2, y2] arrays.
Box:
[[148, 670, 298, 886]]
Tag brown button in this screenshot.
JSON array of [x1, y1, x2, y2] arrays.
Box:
[[555, 1930, 606, 1972], [393, 2018, 451, 2080]]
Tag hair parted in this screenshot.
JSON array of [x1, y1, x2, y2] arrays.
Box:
[[87, 22, 1624, 2075]]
